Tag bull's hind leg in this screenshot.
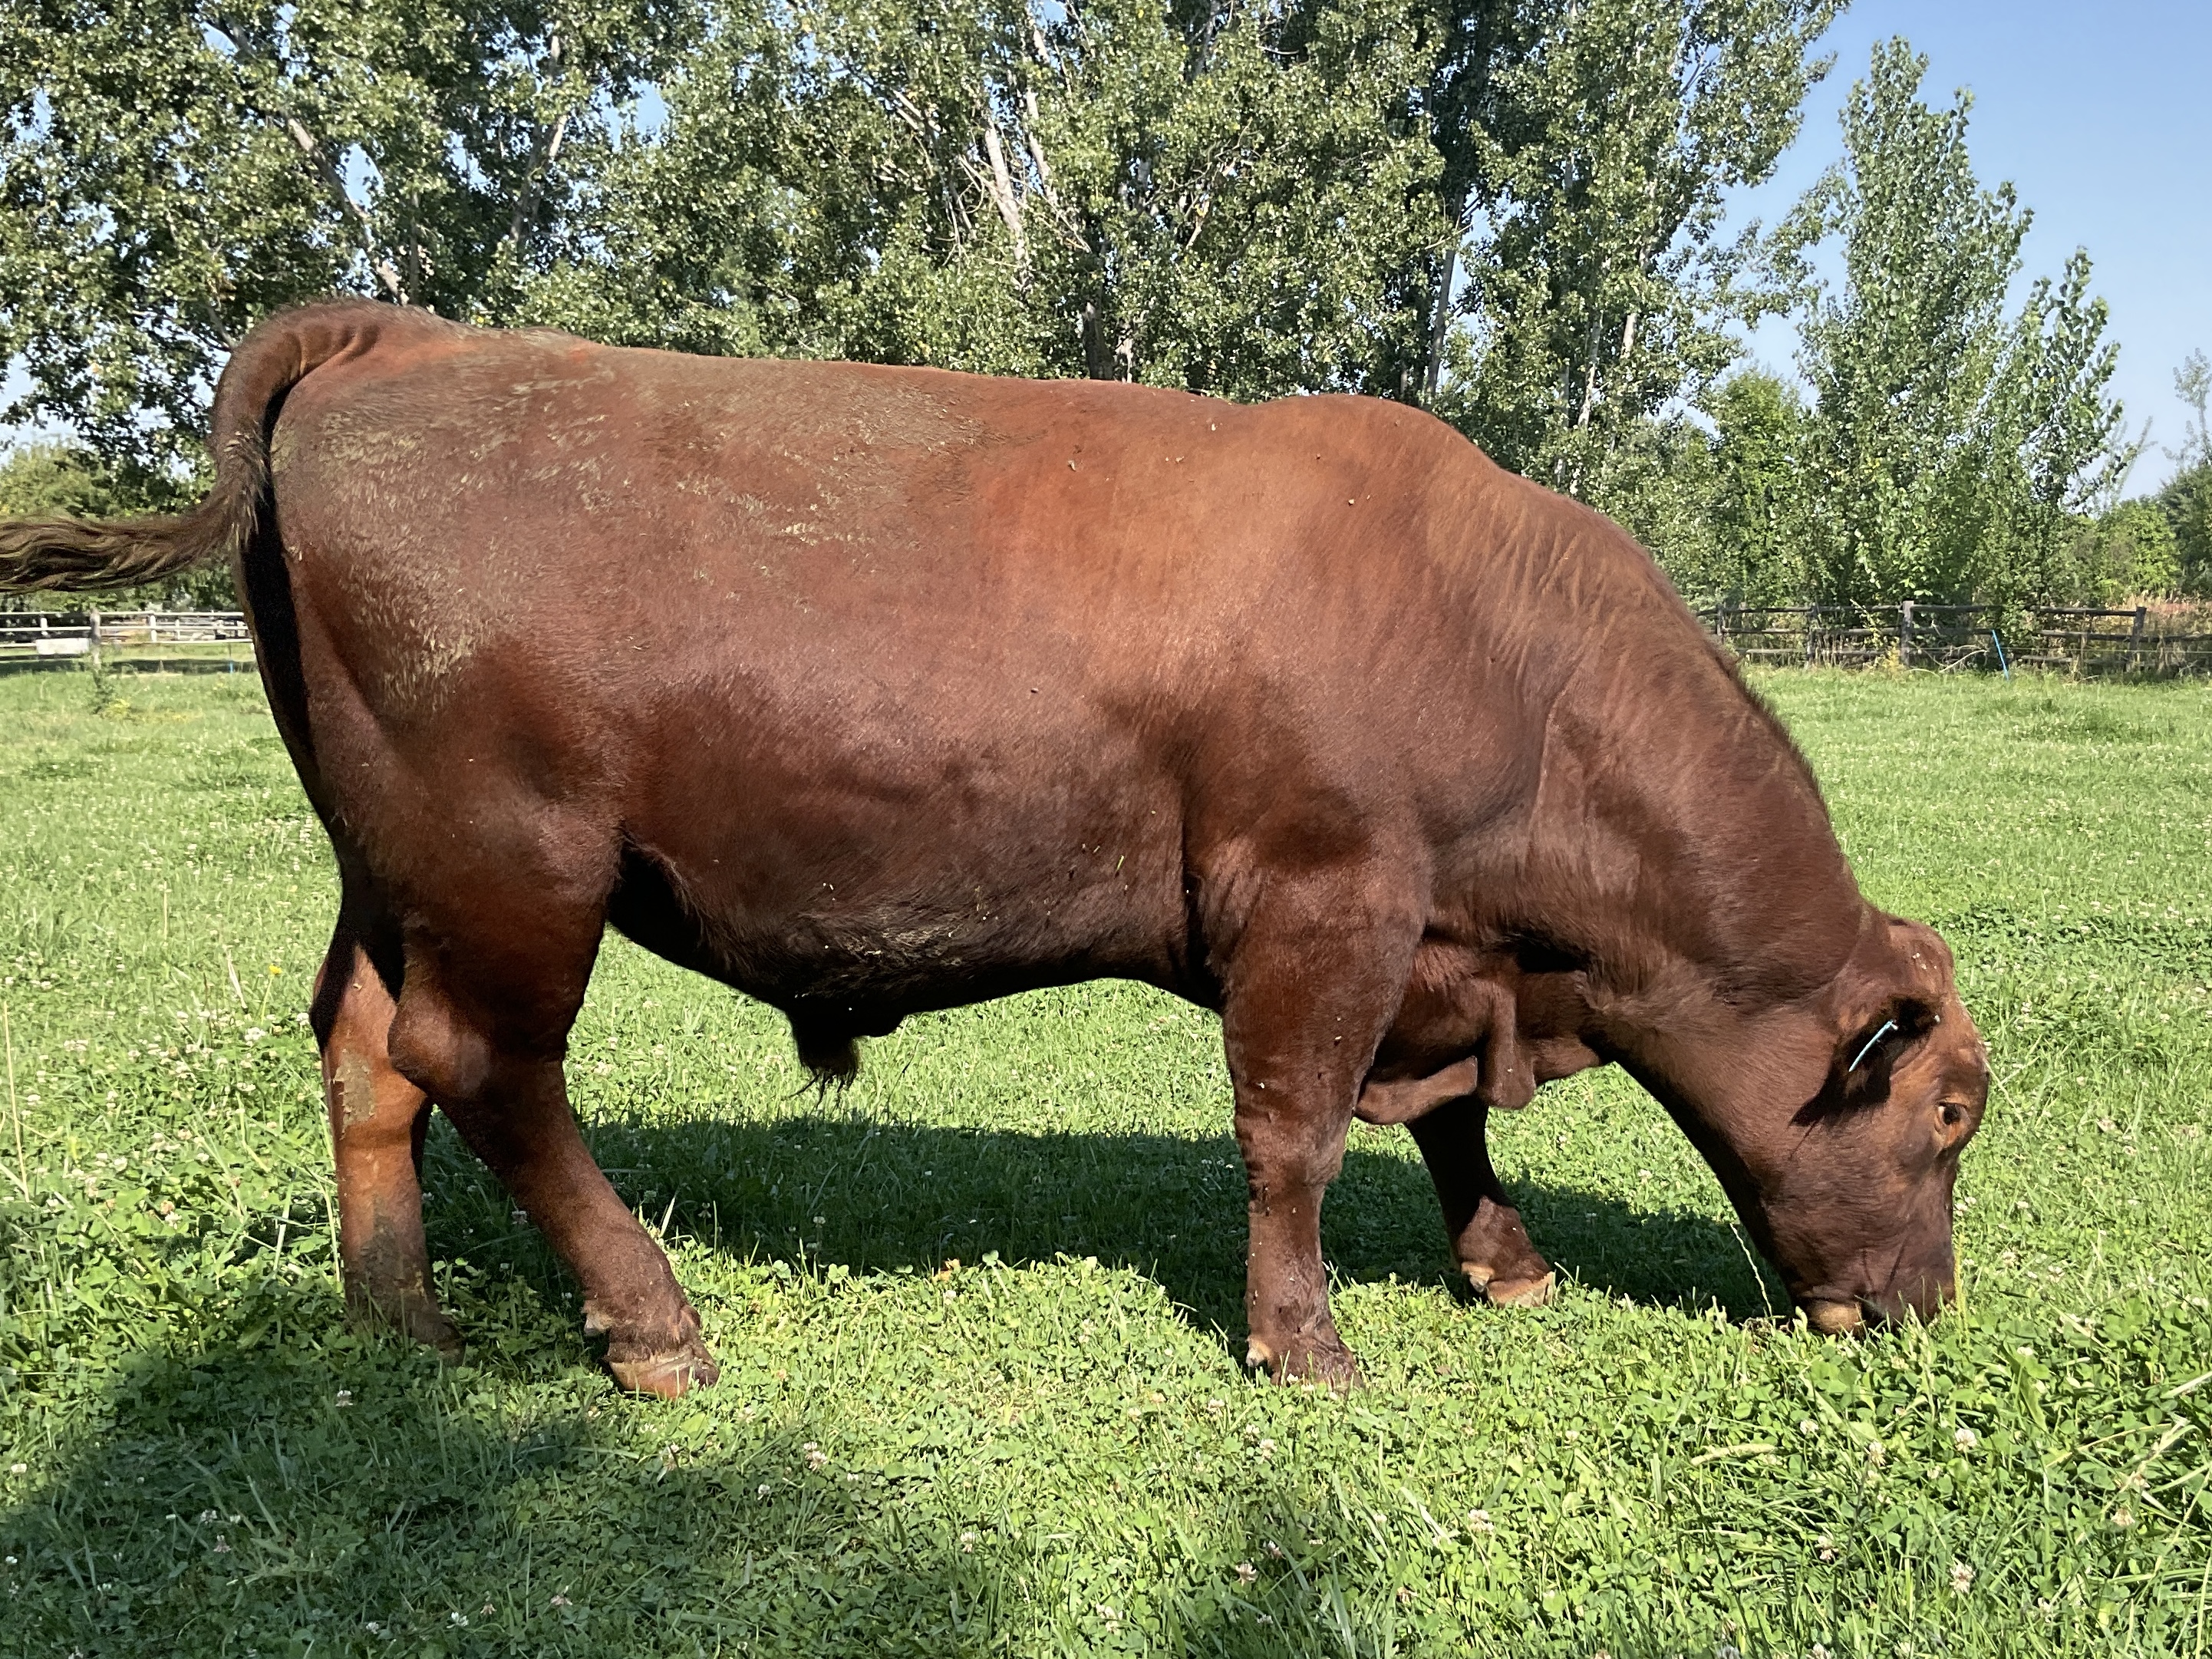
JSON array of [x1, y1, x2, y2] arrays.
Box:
[[1406, 1097, 1554, 1307], [312, 902, 457, 1353], [1219, 872, 1420, 1387], [382, 925, 718, 1399]]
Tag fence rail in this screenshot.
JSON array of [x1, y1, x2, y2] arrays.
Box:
[[1697, 602, 2212, 678], [8, 605, 2212, 678], [0, 610, 254, 668]]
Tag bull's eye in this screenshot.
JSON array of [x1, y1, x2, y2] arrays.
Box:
[[1940, 1101, 1965, 1128]]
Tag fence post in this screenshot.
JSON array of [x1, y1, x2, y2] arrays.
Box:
[[1803, 604, 1818, 667], [87, 608, 101, 672], [2130, 605, 2146, 675], [1900, 600, 1914, 670]]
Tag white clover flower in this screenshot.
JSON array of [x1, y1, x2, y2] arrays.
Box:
[[1950, 1560, 1975, 1595], [1953, 1427, 1977, 1452]]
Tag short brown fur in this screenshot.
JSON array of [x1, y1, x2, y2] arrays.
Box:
[[0, 302, 1987, 1392]]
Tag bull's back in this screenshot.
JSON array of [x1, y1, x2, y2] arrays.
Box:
[[271, 328, 1547, 784], [257, 322, 1651, 1004]]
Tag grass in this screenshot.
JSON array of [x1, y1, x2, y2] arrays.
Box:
[[0, 664, 2207, 1657]]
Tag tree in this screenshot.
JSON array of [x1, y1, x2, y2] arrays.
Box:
[[2, 0, 1862, 527], [526, 0, 1444, 399], [0, 0, 697, 490], [1699, 366, 1805, 603], [2161, 351, 2212, 592], [2071, 499, 2181, 603], [1777, 40, 2127, 609], [1424, 0, 1842, 516], [0, 444, 120, 522]]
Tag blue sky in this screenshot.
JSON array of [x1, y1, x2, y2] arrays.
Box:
[[1720, 0, 2212, 490]]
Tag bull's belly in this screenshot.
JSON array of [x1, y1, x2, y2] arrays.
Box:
[[605, 836, 1189, 1032]]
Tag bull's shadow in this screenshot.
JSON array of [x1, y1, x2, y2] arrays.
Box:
[[417, 1107, 1789, 1338]]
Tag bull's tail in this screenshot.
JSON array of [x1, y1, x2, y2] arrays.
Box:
[[0, 300, 409, 595]]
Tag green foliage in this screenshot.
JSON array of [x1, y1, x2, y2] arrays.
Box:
[[2161, 352, 2212, 594], [0, 5, 2153, 613], [1430, 0, 1842, 503], [2, 662, 2210, 1657], [1696, 366, 1807, 603], [2164, 462, 2212, 596], [0, 0, 699, 477], [2067, 500, 2181, 605], [0, 444, 122, 522], [1774, 41, 2128, 610], [528, 0, 1442, 396], [3, 0, 1442, 458]]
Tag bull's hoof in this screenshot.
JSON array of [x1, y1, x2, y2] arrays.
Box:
[[346, 1285, 464, 1361], [1460, 1260, 1555, 1310], [1246, 1334, 1365, 1390], [1802, 1299, 1865, 1335], [608, 1340, 720, 1400], [1485, 1271, 1555, 1310]]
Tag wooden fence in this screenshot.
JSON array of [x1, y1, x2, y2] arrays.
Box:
[[1696, 603, 2212, 678], [0, 610, 254, 671], [7, 605, 2212, 679]]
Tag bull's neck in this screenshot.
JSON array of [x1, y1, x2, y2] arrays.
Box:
[[1528, 640, 1867, 1009]]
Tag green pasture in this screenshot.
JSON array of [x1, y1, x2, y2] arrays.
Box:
[[0, 666, 2207, 1657]]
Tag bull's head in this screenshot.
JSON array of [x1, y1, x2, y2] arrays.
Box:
[[1624, 912, 1988, 1331]]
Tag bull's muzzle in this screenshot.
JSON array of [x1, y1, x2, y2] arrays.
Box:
[[1802, 1268, 1956, 1334]]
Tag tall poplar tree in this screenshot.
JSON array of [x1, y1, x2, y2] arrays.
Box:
[[1422, 0, 1842, 519], [1777, 39, 2126, 608]]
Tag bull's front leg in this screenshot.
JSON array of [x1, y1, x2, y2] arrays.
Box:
[[1406, 1095, 1554, 1307], [1218, 873, 1419, 1387]]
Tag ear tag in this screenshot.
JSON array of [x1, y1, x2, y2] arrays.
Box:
[[1848, 1018, 1898, 1074]]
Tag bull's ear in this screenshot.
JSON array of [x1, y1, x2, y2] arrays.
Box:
[[1838, 996, 1938, 1098], [1799, 996, 1938, 1122]]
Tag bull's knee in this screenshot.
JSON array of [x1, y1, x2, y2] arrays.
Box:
[[387, 981, 499, 1107]]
